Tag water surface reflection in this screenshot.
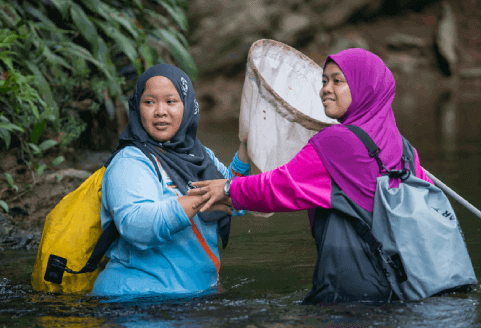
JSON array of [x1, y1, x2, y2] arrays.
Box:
[[2, 101, 481, 327]]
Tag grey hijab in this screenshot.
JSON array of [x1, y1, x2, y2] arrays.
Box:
[[117, 64, 231, 248]]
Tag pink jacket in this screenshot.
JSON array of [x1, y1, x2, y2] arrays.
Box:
[[231, 142, 433, 226]]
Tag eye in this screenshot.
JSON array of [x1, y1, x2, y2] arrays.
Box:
[[143, 100, 154, 105], [322, 80, 327, 85]]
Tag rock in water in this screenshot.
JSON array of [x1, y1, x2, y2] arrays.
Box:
[[435, 1, 457, 76]]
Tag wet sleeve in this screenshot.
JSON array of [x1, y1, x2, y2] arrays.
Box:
[[205, 147, 250, 178], [230, 143, 332, 212], [414, 148, 434, 185], [103, 153, 191, 250], [205, 147, 248, 216]]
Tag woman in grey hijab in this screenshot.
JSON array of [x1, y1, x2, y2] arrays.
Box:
[[91, 64, 249, 296]]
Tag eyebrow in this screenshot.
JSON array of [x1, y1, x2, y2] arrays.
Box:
[[141, 93, 176, 99], [322, 72, 344, 79]]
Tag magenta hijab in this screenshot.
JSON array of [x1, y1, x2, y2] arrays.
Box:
[[309, 48, 403, 212]]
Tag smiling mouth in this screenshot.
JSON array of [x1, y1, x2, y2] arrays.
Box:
[[322, 99, 335, 104]]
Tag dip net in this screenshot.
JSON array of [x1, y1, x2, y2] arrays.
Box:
[[239, 39, 338, 216]]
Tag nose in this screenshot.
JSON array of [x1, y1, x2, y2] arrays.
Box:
[[154, 102, 167, 116], [321, 82, 332, 98]]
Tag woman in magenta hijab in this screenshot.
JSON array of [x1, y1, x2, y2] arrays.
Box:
[[188, 48, 434, 303]]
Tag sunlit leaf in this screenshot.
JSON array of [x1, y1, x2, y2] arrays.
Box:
[[31, 119, 46, 144], [52, 156, 65, 167], [0, 200, 8, 213], [39, 139, 57, 151]]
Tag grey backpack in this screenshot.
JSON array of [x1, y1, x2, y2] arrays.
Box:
[[346, 125, 477, 301]]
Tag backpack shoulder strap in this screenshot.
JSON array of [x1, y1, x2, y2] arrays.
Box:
[[80, 142, 162, 274]]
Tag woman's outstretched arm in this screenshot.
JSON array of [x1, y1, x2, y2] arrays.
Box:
[[188, 142, 332, 213]]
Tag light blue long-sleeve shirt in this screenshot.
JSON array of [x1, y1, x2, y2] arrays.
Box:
[[91, 146, 249, 296]]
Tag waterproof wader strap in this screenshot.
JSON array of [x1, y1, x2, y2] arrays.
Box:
[[78, 141, 163, 273], [346, 125, 388, 174], [347, 217, 381, 254], [345, 125, 408, 285], [346, 125, 410, 179]]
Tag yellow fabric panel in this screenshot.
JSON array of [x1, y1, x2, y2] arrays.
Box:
[[31, 166, 107, 294]]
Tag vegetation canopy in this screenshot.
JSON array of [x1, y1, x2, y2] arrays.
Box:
[[0, 0, 197, 213]]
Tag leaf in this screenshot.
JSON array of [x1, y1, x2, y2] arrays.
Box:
[[26, 5, 58, 30], [52, 156, 64, 167], [27, 99, 40, 119], [25, 61, 58, 116], [28, 142, 41, 155], [154, 0, 188, 32], [0, 128, 11, 149], [70, 3, 99, 44], [138, 42, 158, 68], [36, 163, 46, 177], [83, 0, 140, 39], [5, 173, 14, 187], [95, 19, 140, 74], [59, 42, 113, 80], [154, 29, 198, 80], [0, 122, 24, 133], [39, 139, 57, 151], [31, 119, 47, 144], [0, 200, 8, 213], [48, 0, 71, 18]]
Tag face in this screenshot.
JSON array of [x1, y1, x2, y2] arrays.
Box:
[[321, 61, 352, 119], [139, 76, 184, 143]]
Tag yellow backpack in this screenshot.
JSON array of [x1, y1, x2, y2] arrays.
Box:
[[31, 142, 162, 293]]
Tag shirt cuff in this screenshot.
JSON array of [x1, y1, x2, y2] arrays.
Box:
[[231, 151, 250, 176]]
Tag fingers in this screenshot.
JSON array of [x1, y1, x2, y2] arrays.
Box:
[[187, 186, 208, 196], [191, 181, 211, 188], [200, 198, 217, 213], [192, 193, 210, 209]]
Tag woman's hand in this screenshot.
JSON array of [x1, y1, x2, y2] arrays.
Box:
[[187, 179, 230, 212]]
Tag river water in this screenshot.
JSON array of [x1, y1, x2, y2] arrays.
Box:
[[1, 99, 481, 327]]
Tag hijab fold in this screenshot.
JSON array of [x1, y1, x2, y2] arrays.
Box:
[[309, 48, 403, 212], [116, 64, 231, 248]]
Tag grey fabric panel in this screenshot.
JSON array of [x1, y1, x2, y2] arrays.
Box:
[[303, 182, 392, 304], [303, 137, 417, 304], [373, 174, 478, 300]]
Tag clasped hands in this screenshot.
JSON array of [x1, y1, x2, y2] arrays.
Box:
[[187, 179, 232, 214]]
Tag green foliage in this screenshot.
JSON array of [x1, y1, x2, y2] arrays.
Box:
[[0, 0, 196, 212]]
